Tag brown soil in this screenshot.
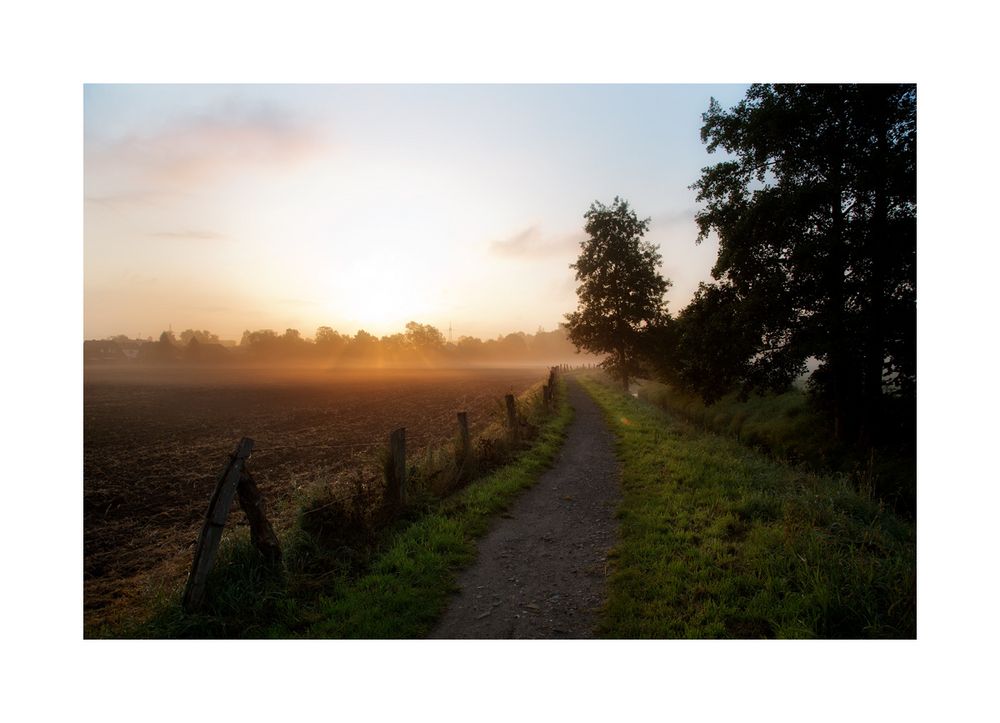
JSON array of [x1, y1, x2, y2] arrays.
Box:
[[84, 366, 543, 634], [430, 377, 620, 638]]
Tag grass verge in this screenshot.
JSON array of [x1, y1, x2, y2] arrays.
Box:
[[580, 374, 915, 639], [637, 380, 835, 464], [636, 379, 915, 514], [129, 377, 572, 638]]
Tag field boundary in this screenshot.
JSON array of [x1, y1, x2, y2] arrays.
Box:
[[125, 374, 573, 638], [308, 376, 574, 638]]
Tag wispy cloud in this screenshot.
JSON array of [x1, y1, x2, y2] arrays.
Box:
[[149, 230, 227, 241], [85, 100, 328, 202], [490, 225, 584, 258], [652, 207, 698, 228], [85, 190, 188, 208]]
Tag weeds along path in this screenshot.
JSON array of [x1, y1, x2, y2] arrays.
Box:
[[430, 377, 620, 638]]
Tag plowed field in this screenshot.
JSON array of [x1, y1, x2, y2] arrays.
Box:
[[84, 366, 544, 634]]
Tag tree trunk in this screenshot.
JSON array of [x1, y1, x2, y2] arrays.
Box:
[[619, 346, 629, 392], [860, 92, 889, 447], [827, 131, 850, 441]]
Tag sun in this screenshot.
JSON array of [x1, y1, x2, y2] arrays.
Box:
[[325, 263, 432, 335]]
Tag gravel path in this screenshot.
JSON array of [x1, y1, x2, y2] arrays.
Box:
[[429, 377, 620, 638]]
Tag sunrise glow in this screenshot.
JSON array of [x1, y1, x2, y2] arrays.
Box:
[[84, 84, 749, 341]]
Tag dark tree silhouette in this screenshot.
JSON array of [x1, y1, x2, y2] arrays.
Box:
[[100, 322, 598, 367], [404, 321, 446, 353], [314, 325, 347, 358], [685, 84, 916, 442], [659, 282, 758, 403], [179, 328, 219, 345], [565, 197, 671, 390]]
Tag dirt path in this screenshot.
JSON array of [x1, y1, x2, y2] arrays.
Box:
[[430, 377, 620, 638]]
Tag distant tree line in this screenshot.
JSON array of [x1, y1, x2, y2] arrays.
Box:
[[566, 84, 916, 448], [85, 322, 595, 367]]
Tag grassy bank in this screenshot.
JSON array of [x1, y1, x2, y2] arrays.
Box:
[[581, 374, 915, 638], [636, 379, 915, 514], [637, 380, 835, 464], [129, 377, 572, 638]]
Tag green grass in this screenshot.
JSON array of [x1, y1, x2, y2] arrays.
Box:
[[637, 379, 838, 466], [129, 378, 573, 639], [307, 392, 573, 638], [636, 379, 915, 514], [580, 374, 915, 639]]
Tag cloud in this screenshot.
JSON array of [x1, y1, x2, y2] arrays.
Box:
[[489, 225, 585, 258], [652, 206, 698, 227], [149, 230, 227, 241], [85, 100, 328, 202], [85, 190, 181, 207]]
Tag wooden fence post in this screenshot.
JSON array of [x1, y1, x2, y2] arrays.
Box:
[[183, 437, 254, 612], [457, 412, 470, 461], [542, 384, 550, 409], [389, 427, 407, 506], [237, 469, 282, 564], [505, 393, 518, 444]]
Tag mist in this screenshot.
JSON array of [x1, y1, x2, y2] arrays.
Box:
[[84, 320, 603, 375]]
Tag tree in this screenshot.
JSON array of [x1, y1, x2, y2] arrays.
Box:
[[240, 329, 279, 356], [656, 283, 760, 403], [456, 335, 484, 361], [315, 326, 346, 358], [564, 197, 671, 390], [273, 328, 307, 357], [404, 321, 446, 355], [179, 329, 219, 345], [687, 84, 916, 442], [345, 329, 379, 362], [138, 330, 179, 363]]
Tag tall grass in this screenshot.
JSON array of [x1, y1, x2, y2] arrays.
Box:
[[637, 380, 837, 464], [637, 379, 915, 514], [582, 374, 915, 638]]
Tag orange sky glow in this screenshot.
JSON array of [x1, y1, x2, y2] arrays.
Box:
[[84, 84, 749, 341]]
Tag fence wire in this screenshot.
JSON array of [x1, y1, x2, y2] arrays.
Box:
[[246, 395, 508, 459]]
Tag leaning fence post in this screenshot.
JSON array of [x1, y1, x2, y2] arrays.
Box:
[[457, 412, 471, 461], [389, 427, 407, 506], [505, 393, 518, 444], [542, 384, 550, 409], [183, 436, 254, 612], [236, 469, 282, 564]]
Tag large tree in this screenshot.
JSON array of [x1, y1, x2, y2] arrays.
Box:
[[685, 84, 916, 442], [565, 197, 670, 390]]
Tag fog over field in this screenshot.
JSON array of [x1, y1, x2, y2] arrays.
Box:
[[84, 322, 603, 374]]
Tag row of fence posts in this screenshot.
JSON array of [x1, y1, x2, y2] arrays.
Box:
[[182, 365, 559, 612]]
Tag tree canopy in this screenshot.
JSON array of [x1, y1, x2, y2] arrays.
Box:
[[673, 84, 916, 442], [565, 196, 671, 390]]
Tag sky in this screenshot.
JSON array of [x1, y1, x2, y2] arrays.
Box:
[[84, 84, 750, 341]]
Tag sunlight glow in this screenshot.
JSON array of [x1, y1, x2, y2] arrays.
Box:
[[84, 84, 751, 341]]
